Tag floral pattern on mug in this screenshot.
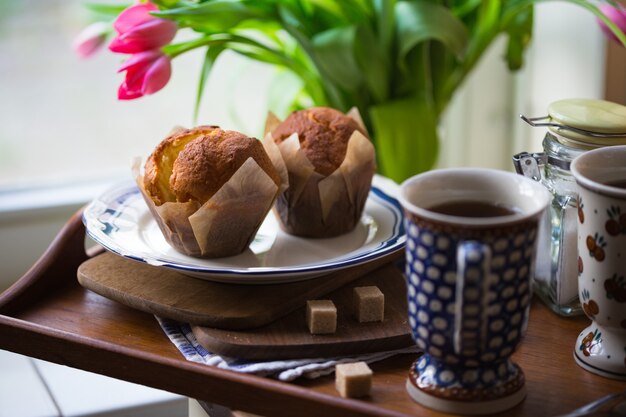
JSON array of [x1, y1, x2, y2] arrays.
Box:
[[605, 206, 626, 236], [580, 289, 599, 319], [586, 233, 607, 262], [604, 274, 626, 303], [578, 198, 585, 224], [579, 329, 602, 357], [578, 256, 584, 275]]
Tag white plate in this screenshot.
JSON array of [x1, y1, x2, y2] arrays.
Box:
[[83, 175, 406, 284]]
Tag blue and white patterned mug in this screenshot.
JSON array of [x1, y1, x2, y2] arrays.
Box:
[[398, 168, 550, 415]]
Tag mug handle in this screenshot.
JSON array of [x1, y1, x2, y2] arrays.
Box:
[[454, 241, 491, 356]]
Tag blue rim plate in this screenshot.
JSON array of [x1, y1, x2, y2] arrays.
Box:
[[83, 175, 406, 284]]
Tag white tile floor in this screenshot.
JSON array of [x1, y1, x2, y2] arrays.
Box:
[[0, 350, 188, 417]]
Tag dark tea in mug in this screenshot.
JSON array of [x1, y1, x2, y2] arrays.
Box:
[[604, 179, 626, 190], [427, 200, 519, 218]]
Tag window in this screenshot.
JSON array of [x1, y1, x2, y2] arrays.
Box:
[[0, 0, 614, 286], [0, 1, 612, 191], [0, 0, 278, 191]]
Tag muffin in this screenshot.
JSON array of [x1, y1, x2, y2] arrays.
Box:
[[265, 107, 376, 237], [136, 125, 281, 258]]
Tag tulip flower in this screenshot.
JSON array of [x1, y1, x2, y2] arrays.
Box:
[[109, 2, 177, 54], [73, 22, 109, 58], [598, 3, 626, 44], [117, 50, 172, 100]]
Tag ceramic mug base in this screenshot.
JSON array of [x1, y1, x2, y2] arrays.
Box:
[[406, 378, 526, 415], [405, 359, 526, 415], [574, 324, 626, 380]]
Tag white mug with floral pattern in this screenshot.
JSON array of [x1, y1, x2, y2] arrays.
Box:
[[572, 145, 626, 380]]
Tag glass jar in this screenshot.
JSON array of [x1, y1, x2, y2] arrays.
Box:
[[513, 98, 626, 316]]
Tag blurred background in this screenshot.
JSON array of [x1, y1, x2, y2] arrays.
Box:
[[0, 0, 624, 289]]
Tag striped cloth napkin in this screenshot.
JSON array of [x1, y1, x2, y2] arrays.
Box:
[[156, 317, 420, 382]]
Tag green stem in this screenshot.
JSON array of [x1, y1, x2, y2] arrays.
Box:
[[369, 97, 439, 182], [165, 33, 329, 105], [165, 34, 233, 58]]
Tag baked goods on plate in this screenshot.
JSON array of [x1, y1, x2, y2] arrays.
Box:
[[134, 125, 281, 258], [264, 107, 376, 238]]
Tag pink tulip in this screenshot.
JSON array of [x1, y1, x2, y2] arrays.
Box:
[[109, 2, 177, 54], [598, 3, 626, 44], [73, 22, 109, 58], [117, 50, 172, 100]]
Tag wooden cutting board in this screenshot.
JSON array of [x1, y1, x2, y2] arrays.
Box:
[[191, 263, 413, 360], [77, 250, 402, 330]]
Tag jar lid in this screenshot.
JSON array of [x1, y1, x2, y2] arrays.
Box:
[[547, 98, 626, 148]]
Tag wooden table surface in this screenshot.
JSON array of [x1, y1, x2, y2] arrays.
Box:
[[0, 211, 624, 417]]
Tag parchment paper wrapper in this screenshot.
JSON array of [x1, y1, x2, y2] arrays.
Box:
[[264, 108, 376, 238], [133, 157, 279, 258]]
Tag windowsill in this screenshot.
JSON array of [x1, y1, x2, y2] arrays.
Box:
[[0, 174, 128, 222], [0, 350, 187, 417], [0, 174, 131, 288]]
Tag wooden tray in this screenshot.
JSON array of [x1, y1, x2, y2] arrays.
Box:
[[1, 210, 625, 417], [191, 263, 412, 360]]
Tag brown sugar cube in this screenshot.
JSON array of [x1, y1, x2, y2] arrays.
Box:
[[335, 361, 373, 398], [353, 286, 384, 323], [306, 300, 337, 334]]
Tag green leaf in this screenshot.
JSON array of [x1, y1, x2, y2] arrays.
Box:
[[277, 2, 308, 32], [395, 0, 468, 74], [451, 0, 481, 18], [504, 6, 533, 71], [442, 1, 507, 106], [278, 5, 315, 56], [277, 5, 347, 109], [336, 0, 373, 22], [153, 0, 274, 32], [394, 42, 431, 99], [307, 0, 344, 19], [276, 5, 333, 106], [151, 0, 182, 8], [373, 0, 395, 54], [475, 0, 501, 40], [193, 45, 224, 125], [235, 21, 285, 45], [428, 41, 454, 115], [312, 26, 363, 92], [354, 24, 389, 102], [369, 96, 439, 182], [467, 0, 501, 65], [228, 43, 291, 67], [84, 2, 129, 16], [308, 0, 371, 22]]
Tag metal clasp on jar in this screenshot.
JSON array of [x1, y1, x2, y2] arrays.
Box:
[[513, 149, 573, 181], [520, 115, 626, 138], [512, 152, 547, 181]]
